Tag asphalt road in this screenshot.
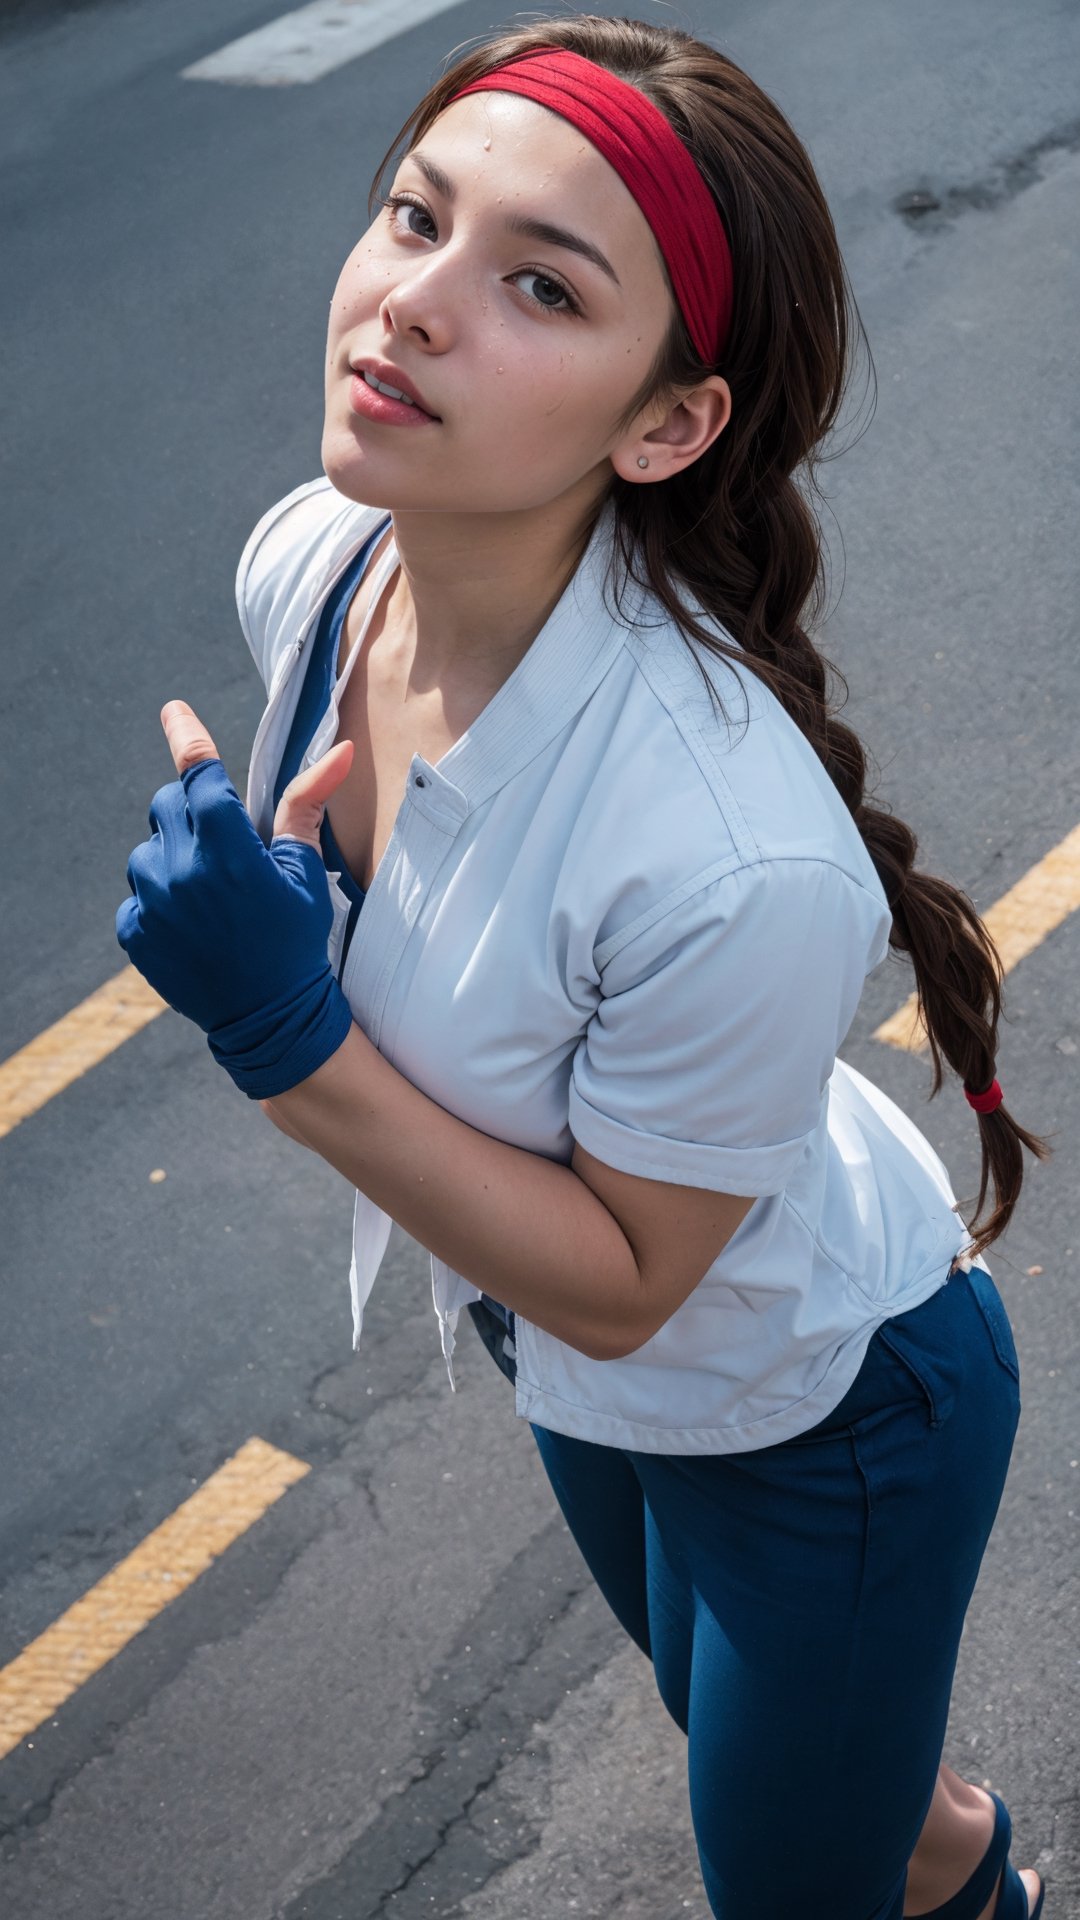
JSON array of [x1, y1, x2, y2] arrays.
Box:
[[1, 0, 1078, 1914]]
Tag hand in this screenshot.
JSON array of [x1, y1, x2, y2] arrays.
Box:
[[116, 700, 358, 1097]]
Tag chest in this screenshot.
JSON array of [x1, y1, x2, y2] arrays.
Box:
[[326, 666, 458, 893], [321, 553, 499, 895]]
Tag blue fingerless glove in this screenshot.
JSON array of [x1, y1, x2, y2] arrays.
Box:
[[116, 757, 354, 1098]]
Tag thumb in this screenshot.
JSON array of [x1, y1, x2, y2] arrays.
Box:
[[161, 699, 221, 775], [272, 738, 355, 847]]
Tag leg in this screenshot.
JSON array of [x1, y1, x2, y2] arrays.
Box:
[[528, 1421, 656, 1664], [529, 1421, 696, 1731], [626, 1269, 1025, 1919]]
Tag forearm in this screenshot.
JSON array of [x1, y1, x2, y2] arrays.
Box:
[[264, 1023, 643, 1361]]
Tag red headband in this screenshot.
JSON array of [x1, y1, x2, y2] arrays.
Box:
[[450, 48, 734, 366]]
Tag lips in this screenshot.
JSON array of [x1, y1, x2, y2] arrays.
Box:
[[349, 358, 439, 418]]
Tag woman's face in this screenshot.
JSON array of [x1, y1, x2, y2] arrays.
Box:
[[322, 90, 703, 513]]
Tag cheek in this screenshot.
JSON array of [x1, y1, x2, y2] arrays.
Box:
[[328, 236, 383, 329], [509, 345, 620, 448]]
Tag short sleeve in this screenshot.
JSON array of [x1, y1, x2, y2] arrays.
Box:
[[567, 858, 892, 1197], [234, 478, 384, 693], [234, 478, 329, 688]]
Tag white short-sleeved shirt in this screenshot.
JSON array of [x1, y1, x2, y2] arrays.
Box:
[[238, 476, 975, 1455]]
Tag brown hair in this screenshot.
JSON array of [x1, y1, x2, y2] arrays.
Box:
[[370, 13, 1050, 1261]]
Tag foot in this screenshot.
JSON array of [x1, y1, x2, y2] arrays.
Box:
[[905, 1786, 1043, 1918], [971, 1791, 1042, 1920], [909, 1863, 1042, 1918], [977, 1865, 1042, 1918], [1020, 1870, 1043, 1914]]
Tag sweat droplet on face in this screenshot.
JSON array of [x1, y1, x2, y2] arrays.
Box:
[[482, 136, 492, 150]]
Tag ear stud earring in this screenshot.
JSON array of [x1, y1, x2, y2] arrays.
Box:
[[637, 456, 649, 468]]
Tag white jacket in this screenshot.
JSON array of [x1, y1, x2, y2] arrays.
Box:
[[237, 476, 973, 1455]]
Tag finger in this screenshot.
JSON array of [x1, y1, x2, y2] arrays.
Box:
[[271, 738, 355, 848], [147, 778, 192, 847], [180, 757, 262, 866], [161, 699, 221, 776], [115, 892, 141, 954]]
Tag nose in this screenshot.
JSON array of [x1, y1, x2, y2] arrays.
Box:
[[379, 247, 466, 354]]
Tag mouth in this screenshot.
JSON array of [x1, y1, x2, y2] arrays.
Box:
[[349, 359, 440, 420]]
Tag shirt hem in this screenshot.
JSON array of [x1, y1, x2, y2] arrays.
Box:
[[511, 1265, 956, 1455]]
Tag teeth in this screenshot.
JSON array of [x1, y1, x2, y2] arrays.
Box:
[[363, 369, 414, 405]]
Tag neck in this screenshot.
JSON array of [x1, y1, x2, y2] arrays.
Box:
[[380, 474, 609, 686]]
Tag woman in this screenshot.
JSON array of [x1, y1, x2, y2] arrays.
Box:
[[117, 16, 1050, 1917]]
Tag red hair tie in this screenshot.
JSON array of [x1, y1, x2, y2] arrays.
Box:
[[964, 1079, 1004, 1115], [450, 48, 734, 366]]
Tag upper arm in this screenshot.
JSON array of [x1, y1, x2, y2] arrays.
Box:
[[566, 858, 889, 1355], [570, 1141, 755, 1358]]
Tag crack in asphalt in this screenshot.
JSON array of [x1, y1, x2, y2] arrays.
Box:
[[0, 1430, 403, 1851], [895, 117, 1080, 227], [371, 1750, 521, 1916], [276, 1514, 619, 1919], [0, 1483, 174, 1613], [0, 1318, 442, 1839], [0, 1765, 64, 1850], [306, 1356, 359, 1427]]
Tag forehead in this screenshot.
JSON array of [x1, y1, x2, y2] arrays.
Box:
[[417, 91, 666, 283]]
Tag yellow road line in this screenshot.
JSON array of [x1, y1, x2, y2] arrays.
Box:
[[874, 820, 1080, 1053], [0, 967, 166, 1139], [4, 825, 1079, 1125], [0, 1438, 309, 1761]]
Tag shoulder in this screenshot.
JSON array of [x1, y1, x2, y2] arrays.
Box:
[[578, 597, 890, 957], [595, 855, 891, 999], [235, 476, 388, 689]]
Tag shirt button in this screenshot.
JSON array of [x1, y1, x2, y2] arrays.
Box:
[[414, 774, 427, 787]]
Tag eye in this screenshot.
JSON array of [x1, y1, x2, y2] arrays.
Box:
[[378, 192, 580, 316], [381, 192, 437, 241], [512, 269, 581, 317]]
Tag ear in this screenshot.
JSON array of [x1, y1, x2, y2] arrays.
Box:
[[611, 374, 732, 485]]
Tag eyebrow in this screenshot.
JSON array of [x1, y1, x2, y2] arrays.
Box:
[[405, 149, 622, 289]]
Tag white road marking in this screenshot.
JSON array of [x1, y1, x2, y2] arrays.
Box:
[[182, 0, 469, 87]]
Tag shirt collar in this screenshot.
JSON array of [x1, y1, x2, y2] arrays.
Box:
[[332, 493, 642, 810]]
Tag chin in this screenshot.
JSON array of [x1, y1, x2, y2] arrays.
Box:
[[320, 431, 382, 507], [320, 424, 528, 516]]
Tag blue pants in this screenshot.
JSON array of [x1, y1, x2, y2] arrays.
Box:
[[528, 1263, 1023, 1919]]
